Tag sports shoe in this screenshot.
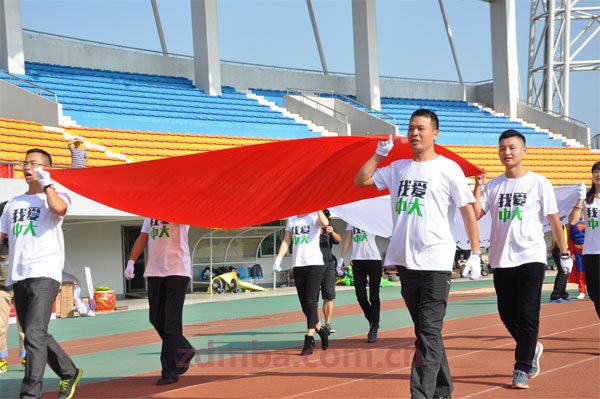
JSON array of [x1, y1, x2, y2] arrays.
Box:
[[21, 357, 26, 369], [0, 359, 7, 374], [528, 342, 543, 378], [367, 322, 379, 343], [177, 347, 196, 375], [577, 292, 585, 300], [511, 370, 529, 389], [325, 323, 335, 334], [57, 368, 83, 399]]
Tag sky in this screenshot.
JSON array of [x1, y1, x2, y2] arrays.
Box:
[[18, 0, 600, 137]]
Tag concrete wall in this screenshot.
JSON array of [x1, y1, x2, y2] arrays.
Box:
[[0, 78, 61, 125], [334, 98, 398, 136], [284, 95, 351, 135], [517, 102, 590, 146], [22, 32, 476, 102]]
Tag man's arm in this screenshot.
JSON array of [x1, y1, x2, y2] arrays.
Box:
[[354, 154, 386, 187], [472, 172, 487, 220], [276, 231, 292, 258], [459, 204, 481, 254], [548, 214, 568, 254], [45, 187, 68, 217], [128, 233, 149, 262], [317, 210, 329, 228], [354, 135, 394, 187], [328, 226, 341, 244], [339, 230, 352, 259]]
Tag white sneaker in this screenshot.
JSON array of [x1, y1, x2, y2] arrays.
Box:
[[577, 292, 585, 300]]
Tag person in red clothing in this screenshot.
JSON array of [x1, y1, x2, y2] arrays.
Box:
[[567, 217, 586, 299]]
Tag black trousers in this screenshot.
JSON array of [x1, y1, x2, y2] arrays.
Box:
[[584, 255, 600, 317], [353, 260, 383, 324], [398, 267, 452, 399], [293, 266, 325, 329], [493, 262, 545, 373], [13, 278, 77, 398], [147, 276, 194, 379], [550, 247, 569, 300]]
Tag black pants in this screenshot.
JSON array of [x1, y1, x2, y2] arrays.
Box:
[[550, 247, 569, 300], [493, 262, 545, 373], [147, 276, 194, 379], [584, 255, 600, 317], [398, 267, 452, 399], [293, 266, 325, 329], [320, 262, 336, 300], [13, 278, 77, 398], [353, 260, 382, 324]]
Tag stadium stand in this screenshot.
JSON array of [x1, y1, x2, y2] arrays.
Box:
[[1, 117, 595, 186], [251, 89, 564, 147], [0, 62, 320, 138]]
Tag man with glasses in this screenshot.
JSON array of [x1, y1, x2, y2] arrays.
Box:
[[0, 148, 82, 399]]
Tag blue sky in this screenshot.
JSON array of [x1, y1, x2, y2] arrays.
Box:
[[20, 0, 600, 136]]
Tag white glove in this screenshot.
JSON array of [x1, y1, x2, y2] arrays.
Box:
[[124, 260, 135, 280], [577, 182, 587, 200], [375, 135, 394, 157], [336, 258, 344, 275], [462, 254, 482, 280], [273, 256, 282, 272], [560, 256, 573, 274], [34, 166, 51, 188]]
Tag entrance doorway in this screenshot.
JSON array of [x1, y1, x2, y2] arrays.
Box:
[[122, 225, 146, 295]]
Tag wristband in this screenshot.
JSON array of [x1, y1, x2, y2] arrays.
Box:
[[560, 252, 570, 259], [43, 184, 55, 193]]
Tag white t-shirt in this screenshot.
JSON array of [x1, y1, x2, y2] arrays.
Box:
[[373, 156, 474, 271], [0, 192, 71, 286], [583, 198, 600, 255], [285, 213, 324, 267], [481, 171, 557, 268], [346, 224, 381, 261], [141, 218, 191, 278]]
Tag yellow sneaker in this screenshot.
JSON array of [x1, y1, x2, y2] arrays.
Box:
[[0, 359, 7, 374], [21, 357, 26, 369]]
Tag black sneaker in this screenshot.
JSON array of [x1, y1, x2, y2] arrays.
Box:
[[367, 322, 379, 343], [57, 368, 83, 399], [157, 375, 179, 385], [177, 347, 196, 375]]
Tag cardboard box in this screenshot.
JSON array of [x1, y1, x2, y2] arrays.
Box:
[[56, 281, 75, 318]]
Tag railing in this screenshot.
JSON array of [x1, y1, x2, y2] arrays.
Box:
[[333, 91, 397, 126], [518, 100, 589, 128], [0, 69, 57, 102], [285, 88, 349, 124], [23, 29, 489, 86], [592, 133, 600, 150]]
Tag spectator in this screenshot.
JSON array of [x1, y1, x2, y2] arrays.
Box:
[[68, 138, 88, 168], [567, 217, 586, 299], [0, 148, 82, 399], [319, 209, 341, 333], [549, 233, 572, 302]]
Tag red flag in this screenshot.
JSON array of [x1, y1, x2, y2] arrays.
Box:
[[51, 135, 482, 228]]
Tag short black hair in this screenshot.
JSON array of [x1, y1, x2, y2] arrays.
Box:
[[410, 109, 439, 130], [498, 129, 526, 145], [26, 148, 53, 166]]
